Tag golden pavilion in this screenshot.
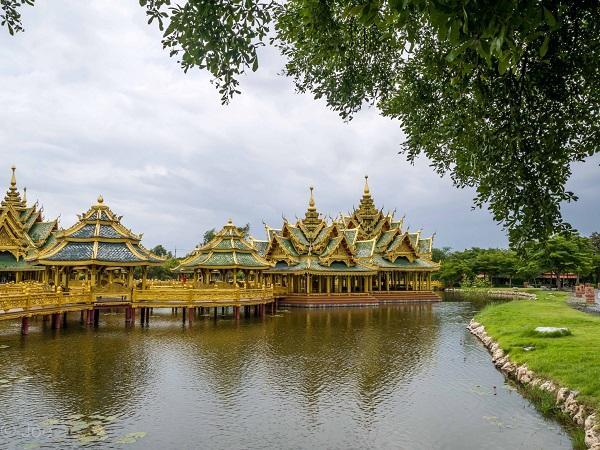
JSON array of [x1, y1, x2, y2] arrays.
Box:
[[0, 165, 439, 307], [252, 177, 439, 306], [32, 195, 164, 290], [0, 167, 58, 283], [175, 219, 272, 286]]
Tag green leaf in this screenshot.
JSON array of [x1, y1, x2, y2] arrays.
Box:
[[498, 54, 509, 75], [540, 35, 550, 57], [543, 7, 557, 27]]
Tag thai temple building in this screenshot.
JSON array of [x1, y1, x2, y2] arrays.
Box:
[[175, 219, 271, 286], [252, 177, 439, 305], [32, 195, 164, 290], [0, 167, 58, 283], [0, 165, 439, 305]]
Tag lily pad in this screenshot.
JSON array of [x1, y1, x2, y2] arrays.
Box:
[[78, 434, 106, 444], [22, 443, 40, 450], [90, 424, 106, 436], [69, 420, 90, 433], [117, 431, 147, 444], [40, 418, 60, 427]]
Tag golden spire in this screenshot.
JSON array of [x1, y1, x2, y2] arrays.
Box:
[[10, 166, 16, 188], [302, 186, 323, 234], [97, 195, 104, 204], [364, 175, 370, 195], [2, 165, 23, 206], [23, 187, 26, 203], [308, 186, 316, 210]]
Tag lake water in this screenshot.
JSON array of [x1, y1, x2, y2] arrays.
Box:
[[0, 295, 573, 449]]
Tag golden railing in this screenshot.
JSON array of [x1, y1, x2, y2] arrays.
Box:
[[0, 291, 93, 315], [132, 287, 274, 305], [0, 285, 275, 318]]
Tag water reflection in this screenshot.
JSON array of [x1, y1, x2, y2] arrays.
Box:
[[0, 300, 573, 449]]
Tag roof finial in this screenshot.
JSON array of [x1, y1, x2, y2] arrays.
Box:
[[97, 194, 104, 204], [308, 186, 315, 210], [10, 166, 16, 187], [23, 187, 26, 203], [227, 218, 233, 225], [364, 175, 370, 194]]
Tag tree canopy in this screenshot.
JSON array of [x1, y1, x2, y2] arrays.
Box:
[[435, 231, 600, 288], [4, 0, 599, 245]]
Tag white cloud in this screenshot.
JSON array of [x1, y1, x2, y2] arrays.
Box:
[[0, 0, 595, 255]]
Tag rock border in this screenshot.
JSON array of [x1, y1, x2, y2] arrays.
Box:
[[447, 288, 537, 300], [468, 319, 600, 449]]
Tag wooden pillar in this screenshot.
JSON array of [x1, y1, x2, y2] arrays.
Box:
[[234, 306, 240, 321], [142, 266, 148, 289], [127, 268, 134, 288], [89, 266, 96, 288], [307, 274, 311, 294], [21, 316, 29, 335], [188, 307, 194, 325], [326, 277, 331, 294]]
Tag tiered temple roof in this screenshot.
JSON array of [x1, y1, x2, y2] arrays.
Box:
[[0, 167, 58, 273], [177, 219, 272, 271], [252, 178, 437, 275], [33, 196, 163, 267]]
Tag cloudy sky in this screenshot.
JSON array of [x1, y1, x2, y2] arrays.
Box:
[[0, 1, 597, 256]]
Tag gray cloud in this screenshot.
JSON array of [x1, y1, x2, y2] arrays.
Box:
[[0, 0, 596, 255]]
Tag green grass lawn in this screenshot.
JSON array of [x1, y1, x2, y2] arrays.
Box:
[[475, 290, 600, 411]]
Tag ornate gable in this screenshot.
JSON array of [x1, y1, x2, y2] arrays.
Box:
[[385, 233, 418, 263], [265, 234, 298, 265], [319, 234, 356, 267]]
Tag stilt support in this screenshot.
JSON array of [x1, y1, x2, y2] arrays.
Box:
[[21, 316, 29, 335]]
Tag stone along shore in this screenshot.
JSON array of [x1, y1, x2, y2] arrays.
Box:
[[468, 319, 600, 449]]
